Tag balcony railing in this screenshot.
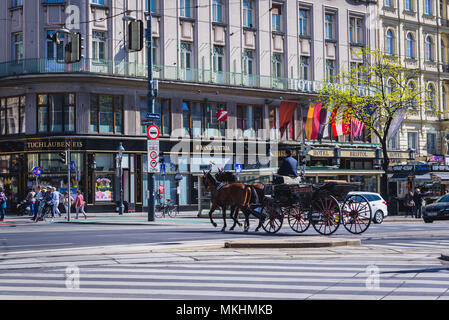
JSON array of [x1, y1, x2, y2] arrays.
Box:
[[0, 58, 333, 93]]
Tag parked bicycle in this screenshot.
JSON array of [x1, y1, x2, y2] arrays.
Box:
[[155, 198, 178, 218]]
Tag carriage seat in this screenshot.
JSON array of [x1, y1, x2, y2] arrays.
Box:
[[272, 175, 302, 185]]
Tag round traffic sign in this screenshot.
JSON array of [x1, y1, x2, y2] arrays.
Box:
[[32, 166, 42, 176], [150, 151, 158, 159], [150, 160, 158, 168], [147, 125, 160, 140]]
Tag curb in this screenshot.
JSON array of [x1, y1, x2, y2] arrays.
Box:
[[224, 238, 361, 249]]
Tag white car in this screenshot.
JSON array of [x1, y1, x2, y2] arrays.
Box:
[[346, 192, 388, 224]]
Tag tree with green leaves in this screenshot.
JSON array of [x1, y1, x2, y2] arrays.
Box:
[[318, 49, 434, 200]]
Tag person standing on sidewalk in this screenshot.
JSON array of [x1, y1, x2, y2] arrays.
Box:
[[405, 190, 415, 217], [75, 189, 87, 219], [25, 189, 36, 217], [62, 191, 74, 217], [50, 187, 61, 218], [0, 187, 7, 222], [413, 188, 423, 219]]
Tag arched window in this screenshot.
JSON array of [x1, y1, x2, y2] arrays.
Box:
[[425, 36, 433, 61], [405, 0, 412, 11], [408, 81, 417, 108], [386, 29, 394, 55], [406, 33, 415, 59], [425, 0, 432, 15], [427, 83, 436, 108]]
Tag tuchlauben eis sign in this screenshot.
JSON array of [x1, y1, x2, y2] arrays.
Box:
[[25, 140, 84, 151]]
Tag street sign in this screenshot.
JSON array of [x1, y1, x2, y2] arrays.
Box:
[[147, 139, 160, 173], [141, 119, 154, 126], [146, 112, 161, 120], [32, 166, 42, 176], [70, 160, 76, 171], [147, 124, 160, 140], [160, 162, 166, 176], [216, 110, 228, 122], [235, 163, 242, 174]]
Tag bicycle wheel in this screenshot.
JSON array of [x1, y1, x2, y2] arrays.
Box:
[[168, 204, 178, 218], [155, 205, 163, 218], [287, 205, 310, 233], [341, 194, 372, 234], [311, 195, 341, 235]]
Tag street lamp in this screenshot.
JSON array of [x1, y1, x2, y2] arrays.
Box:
[[407, 147, 416, 162], [374, 146, 382, 169], [174, 166, 183, 213], [333, 145, 341, 167], [117, 143, 125, 215]]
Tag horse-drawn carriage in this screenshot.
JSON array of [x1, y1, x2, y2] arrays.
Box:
[[203, 169, 372, 235], [258, 180, 372, 235]]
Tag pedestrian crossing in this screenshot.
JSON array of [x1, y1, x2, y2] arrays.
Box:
[[367, 239, 449, 251], [0, 258, 448, 299]]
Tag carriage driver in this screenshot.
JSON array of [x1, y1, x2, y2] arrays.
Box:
[[276, 149, 302, 184]]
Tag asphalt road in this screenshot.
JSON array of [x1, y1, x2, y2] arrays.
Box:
[[1, 218, 449, 253]]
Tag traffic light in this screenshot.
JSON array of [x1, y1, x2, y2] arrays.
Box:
[[59, 151, 67, 165], [128, 20, 143, 51], [65, 32, 83, 64]]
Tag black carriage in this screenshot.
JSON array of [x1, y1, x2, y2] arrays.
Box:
[[258, 180, 372, 235]]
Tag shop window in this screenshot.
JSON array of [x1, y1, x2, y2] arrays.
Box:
[[182, 101, 226, 137], [140, 98, 171, 135], [94, 153, 114, 172], [95, 174, 114, 202], [90, 94, 123, 134], [38, 93, 75, 133], [427, 132, 437, 155], [237, 105, 263, 138], [0, 96, 25, 135]]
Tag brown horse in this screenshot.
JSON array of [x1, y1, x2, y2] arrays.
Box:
[[215, 170, 266, 231], [203, 170, 253, 232]]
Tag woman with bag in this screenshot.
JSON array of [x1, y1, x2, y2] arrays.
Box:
[[0, 187, 7, 222], [62, 192, 74, 217], [75, 189, 87, 219]]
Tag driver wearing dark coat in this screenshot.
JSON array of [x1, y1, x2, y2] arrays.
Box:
[[277, 149, 298, 177]]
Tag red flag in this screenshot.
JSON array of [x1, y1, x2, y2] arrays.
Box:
[[279, 101, 297, 137]]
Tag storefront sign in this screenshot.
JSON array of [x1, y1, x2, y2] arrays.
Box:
[[340, 150, 375, 158], [387, 151, 410, 159], [25, 140, 84, 151], [432, 165, 449, 171], [308, 149, 334, 157], [195, 144, 231, 152]]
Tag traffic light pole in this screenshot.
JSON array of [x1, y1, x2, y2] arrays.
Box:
[[147, 2, 155, 222], [67, 149, 71, 222]]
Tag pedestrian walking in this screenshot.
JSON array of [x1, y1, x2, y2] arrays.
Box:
[[405, 190, 415, 217], [413, 188, 423, 219], [0, 187, 7, 222], [25, 189, 36, 217], [63, 191, 74, 216], [75, 189, 87, 219], [51, 187, 61, 218]]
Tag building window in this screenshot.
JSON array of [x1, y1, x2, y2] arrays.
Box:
[[152, 37, 159, 65], [46, 31, 65, 61], [299, 56, 310, 80], [388, 132, 398, 150], [351, 62, 364, 85], [427, 83, 436, 108], [12, 0, 22, 7], [243, 50, 254, 75], [443, 86, 447, 111], [180, 0, 191, 18], [325, 59, 336, 83], [271, 4, 282, 32], [140, 98, 171, 135], [425, 36, 434, 62], [237, 105, 263, 138], [386, 29, 394, 55], [385, 0, 393, 7], [243, 0, 253, 28], [90, 95, 123, 134], [427, 132, 437, 155], [37, 94, 75, 133], [272, 54, 282, 78], [145, 0, 157, 13], [92, 31, 106, 60], [299, 8, 310, 37], [425, 0, 432, 15], [212, 0, 224, 23], [406, 32, 415, 59], [213, 45, 225, 83], [12, 33, 23, 62], [349, 17, 363, 45], [408, 131, 418, 150], [0, 96, 25, 135], [182, 101, 226, 137], [442, 40, 446, 65], [405, 0, 413, 11], [325, 13, 335, 40]]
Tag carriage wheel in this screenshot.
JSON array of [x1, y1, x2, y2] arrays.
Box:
[[261, 204, 284, 234], [342, 194, 372, 234], [311, 195, 341, 235], [287, 206, 310, 233]]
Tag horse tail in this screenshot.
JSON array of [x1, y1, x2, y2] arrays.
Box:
[[243, 185, 252, 207]]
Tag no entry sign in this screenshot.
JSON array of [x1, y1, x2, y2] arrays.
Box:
[[147, 125, 160, 140]]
